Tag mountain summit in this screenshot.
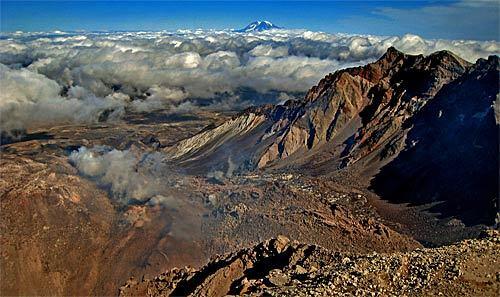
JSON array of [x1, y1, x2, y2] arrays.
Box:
[[236, 21, 282, 32], [165, 48, 499, 226]]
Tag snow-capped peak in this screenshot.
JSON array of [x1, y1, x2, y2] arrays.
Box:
[[236, 21, 282, 32]]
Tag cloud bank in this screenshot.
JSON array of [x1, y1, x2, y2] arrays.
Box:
[[1, 29, 498, 133], [0, 64, 125, 133]]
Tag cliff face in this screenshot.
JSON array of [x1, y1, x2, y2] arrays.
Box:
[[164, 48, 498, 224], [254, 47, 472, 169], [371, 55, 499, 225]]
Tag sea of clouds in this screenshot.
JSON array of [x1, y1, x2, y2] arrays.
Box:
[[1, 29, 498, 133]]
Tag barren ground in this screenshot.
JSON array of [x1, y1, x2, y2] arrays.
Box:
[[0, 109, 495, 296]]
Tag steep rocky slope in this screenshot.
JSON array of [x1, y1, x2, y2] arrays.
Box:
[[256, 47, 472, 170], [165, 47, 472, 170], [120, 230, 500, 297], [371, 55, 499, 225], [164, 48, 499, 225]]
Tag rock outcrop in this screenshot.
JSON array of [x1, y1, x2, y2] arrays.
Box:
[[120, 230, 500, 297]]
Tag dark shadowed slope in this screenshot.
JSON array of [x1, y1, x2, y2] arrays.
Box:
[[371, 56, 499, 225]]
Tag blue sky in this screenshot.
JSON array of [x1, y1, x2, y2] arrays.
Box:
[[1, 1, 498, 40]]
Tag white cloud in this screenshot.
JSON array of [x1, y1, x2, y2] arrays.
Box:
[[0, 29, 498, 133], [249, 45, 289, 57], [69, 146, 170, 205], [0, 64, 125, 133]]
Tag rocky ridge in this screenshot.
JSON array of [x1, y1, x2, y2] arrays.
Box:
[[163, 47, 499, 225], [120, 230, 500, 297], [164, 47, 473, 171]]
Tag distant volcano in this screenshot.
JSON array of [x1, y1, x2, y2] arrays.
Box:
[[236, 21, 282, 32]]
